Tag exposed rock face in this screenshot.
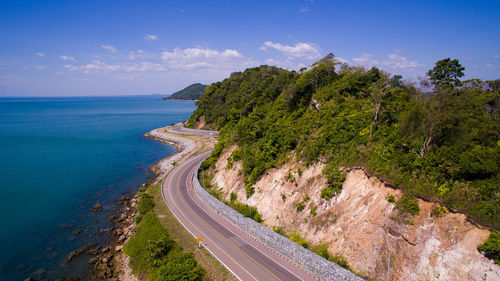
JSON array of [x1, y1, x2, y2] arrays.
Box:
[[212, 145, 500, 281]]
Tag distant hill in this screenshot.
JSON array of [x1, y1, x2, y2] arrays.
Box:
[[163, 83, 207, 100]]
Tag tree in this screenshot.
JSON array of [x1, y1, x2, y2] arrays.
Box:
[[368, 78, 389, 137], [427, 58, 465, 89]]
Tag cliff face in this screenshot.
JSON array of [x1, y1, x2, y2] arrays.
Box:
[[211, 145, 500, 281]]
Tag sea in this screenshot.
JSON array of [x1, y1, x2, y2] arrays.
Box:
[[0, 96, 196, 280]]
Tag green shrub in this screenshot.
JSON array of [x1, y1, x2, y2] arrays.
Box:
[[226, 158, 233, 169], [321, 186, 341, 200], [295, 195, 310, 212], [404, 219, 415, 225], [330, 255, 351, 271], [296, 167, 303, 177], [231, 148, 241, 161], [310, 205, 317, 216], [154, 252, 206, 281], [124, 212, 173, 273], [124, 212, 205, 280], [296, 201, 305, 212], [289, 232, 308, 248], [137, 193, 154, 215], [245, 184, 255, 198], [323, 165, 346, 191], [312, 243, 330, 259], [230, 192, 237, 203], [134, 214, 143, 224], [396, 194, 420, 216], [285, 170, 295, 182], [272, 226, 285, 235], [224, 200, 262, 223], [138, 185, 148, 193], [433, 206, 448, 217], [386, 194, 395, 203], [281, 192, 286, 201], [478, 232, 500, 265]]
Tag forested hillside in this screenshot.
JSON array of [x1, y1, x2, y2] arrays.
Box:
[[163, 83, 207, 100], [188, 55, 500, 230]]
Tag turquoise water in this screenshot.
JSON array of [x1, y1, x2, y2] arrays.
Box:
[[0, 96, 195, 280]]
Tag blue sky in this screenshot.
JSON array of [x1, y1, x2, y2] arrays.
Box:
[[1, 0, 499, 96]]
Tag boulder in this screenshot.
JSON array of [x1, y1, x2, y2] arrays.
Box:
[[92, 203, 102, 212]]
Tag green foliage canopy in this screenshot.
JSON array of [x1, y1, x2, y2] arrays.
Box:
[[190, 57, 500, 229], [427, 58, 465, 89]]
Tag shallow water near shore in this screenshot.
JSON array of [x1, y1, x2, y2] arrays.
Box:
[[0, 96, 195, 280]]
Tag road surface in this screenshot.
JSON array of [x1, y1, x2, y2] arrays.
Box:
[[167, 125, 219, 136], [162, 151, 316, 281]]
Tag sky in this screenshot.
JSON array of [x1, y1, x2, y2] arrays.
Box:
[[0, 0, 499, 97]]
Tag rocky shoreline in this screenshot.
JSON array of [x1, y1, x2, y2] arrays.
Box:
[[88, 125, 195, 280], [23, 125, 198, 281]]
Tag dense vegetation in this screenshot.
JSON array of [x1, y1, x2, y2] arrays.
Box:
[[163, 83, 207, 100], [478, 231, 500, 264], [188, 55, 500, 231], [124, 191, 205, 281]]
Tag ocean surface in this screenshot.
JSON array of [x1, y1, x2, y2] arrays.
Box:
[[0, 96, 195, 280]]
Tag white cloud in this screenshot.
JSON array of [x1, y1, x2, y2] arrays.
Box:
[[101, 45, 117, 53], [494, 54, 499, 59], [124, 62, 165, 72], [64, 60, 166, 74], [144, 34, 158, 41], [128, 49, 148, 60], [60, 46, 258, 83], [383, 53, 423, 69], [299, 6, 310, 13], [59, 55, 75, 61], [259, 41, 321, 60], [161, 47, 251, 70], [353, 51, 423, 70], [37, 52, 46, 58], [64, 60, 120, 73], [353, 53, 379, 66], [485, 64, 499, 69], [35, 66, 46, 70], [335, 57, 349, 64]]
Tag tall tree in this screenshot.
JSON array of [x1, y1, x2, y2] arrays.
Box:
[[427, 58, 465, 89]]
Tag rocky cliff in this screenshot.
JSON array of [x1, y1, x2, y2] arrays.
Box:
[[211, 145, 500, 281]]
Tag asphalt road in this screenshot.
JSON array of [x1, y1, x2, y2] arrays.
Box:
[[162, 151, 316, 281], [167, 125, 219, 136]]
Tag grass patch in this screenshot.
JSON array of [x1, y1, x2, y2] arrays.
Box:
[[124, 211, 205, 281], [289, 232, 308, 249], [311, 243, 351, 271], [150, 183, 236, 281]]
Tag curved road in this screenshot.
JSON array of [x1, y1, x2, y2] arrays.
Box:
[[168, 125, 219, 136], [162, 150, 316, 281]]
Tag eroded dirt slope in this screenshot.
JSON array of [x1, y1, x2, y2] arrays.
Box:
[[211, 145, 500, 281]]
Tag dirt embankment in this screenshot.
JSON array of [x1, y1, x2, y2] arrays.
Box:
[[211, 145, 500, 281]]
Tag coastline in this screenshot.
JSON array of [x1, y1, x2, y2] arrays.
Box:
[[109, 123, 203, 280], [161, 98, 199, 101]]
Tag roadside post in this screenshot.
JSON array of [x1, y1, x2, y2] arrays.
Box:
[[197, 237, 203, 248]]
